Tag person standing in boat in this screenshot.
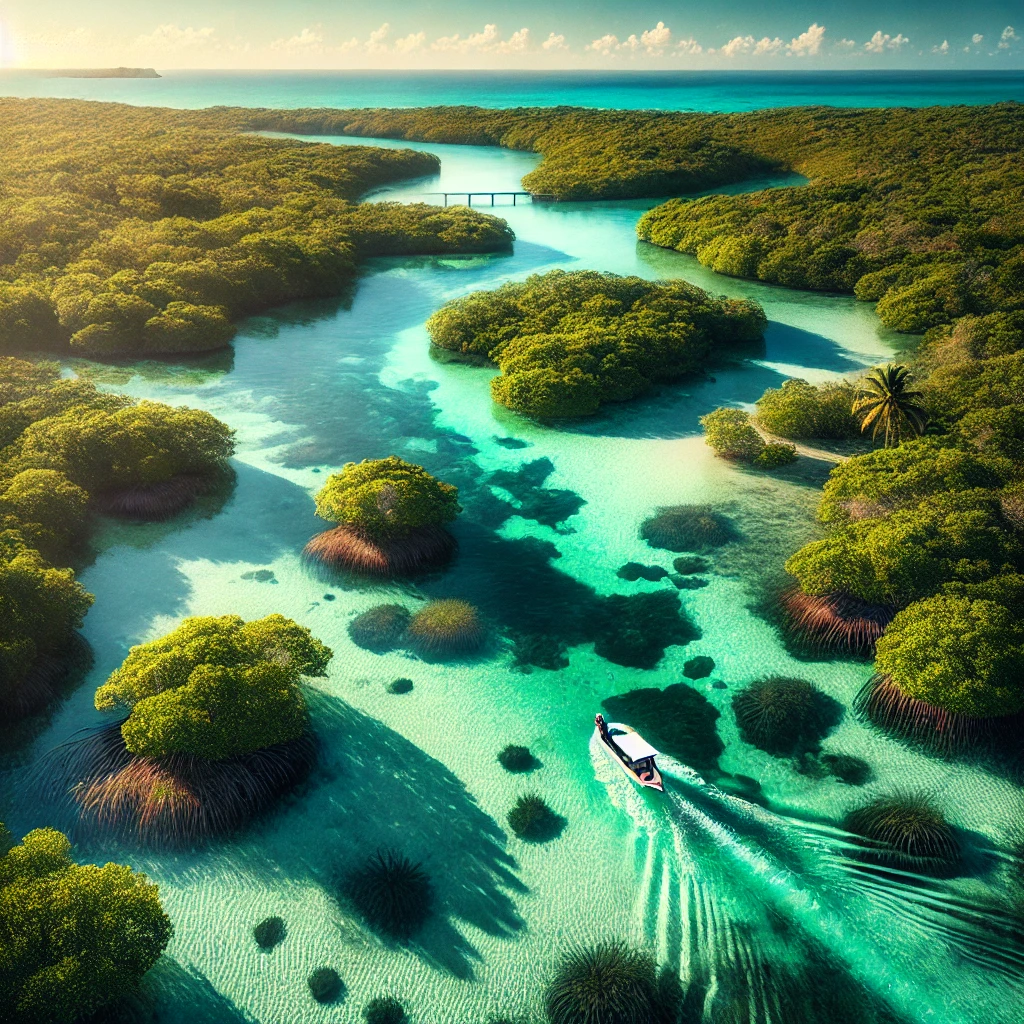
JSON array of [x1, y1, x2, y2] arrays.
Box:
[[595, 713, 611, 742]]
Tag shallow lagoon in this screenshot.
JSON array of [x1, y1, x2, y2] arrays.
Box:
[[6, 134, 1024, 1022]]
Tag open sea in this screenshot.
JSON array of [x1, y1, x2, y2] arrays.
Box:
[[1, 68, 1022, 111], [3, 70, 1024, 1024]]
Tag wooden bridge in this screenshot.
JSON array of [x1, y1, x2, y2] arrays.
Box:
[[426, 191, 556, 206]]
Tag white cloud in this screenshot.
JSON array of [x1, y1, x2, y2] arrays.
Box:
[[836, 38, 856, 49], [136, 24, 216, 52], [640, 21, 672, 53], [720, 34, 754, 57], [542, 32, 568, 51], [366, 23, 390, 53], [675, 37, 703, 55], [933, 39, 950, 53], [496, 28, 530, 53], [588, 34, 620, 55], [788, 23, 825, 56], [865, 30, 909, 53], [270, 27, 325, 54], [755, 36, 784, 55], [999, 26, 1017, 49], [433, 23, 501, 52], [394, 32, 426, 54], [972, 33, 984, 44]]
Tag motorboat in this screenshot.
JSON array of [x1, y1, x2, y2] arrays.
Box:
[[594, 714, 664, 792]]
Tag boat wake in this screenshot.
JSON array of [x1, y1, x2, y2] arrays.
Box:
[[590, 737, 1024, 1024]]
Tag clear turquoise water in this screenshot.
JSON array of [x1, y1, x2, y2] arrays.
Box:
[[1, 69, 1022, 111], [3, 79, 1024, 1023]]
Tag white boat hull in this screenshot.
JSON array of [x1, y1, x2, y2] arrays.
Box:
[[595, 725, 665, 792]]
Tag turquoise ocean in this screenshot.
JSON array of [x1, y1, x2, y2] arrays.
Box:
[[3, 71, 1024, 1024]]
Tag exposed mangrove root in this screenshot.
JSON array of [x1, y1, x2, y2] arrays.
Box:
[[69, 723, 317, 846], [93, 473, 208, 520], [303, 524, 456, 577], [854, 674, 1018, 754], [781, 588, 894, 658]]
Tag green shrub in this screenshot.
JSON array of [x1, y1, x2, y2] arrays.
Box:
[[427, 270, 766, 418], [407, 599, 484, 657], [874, 595, 1024, 718], [0, 823, 171, 1024], [755, 378, 861, 440], [314, 457, 460, 539], [0, 532, 93, 708], [700, 407, 764, 462], [817, 438, 1006, 525], [785, 489, 1023, 607], [8, 401, 235, 492], [755, 441, 798, 468], [95, 614, 332, 760], [844, 795, 959, 871]]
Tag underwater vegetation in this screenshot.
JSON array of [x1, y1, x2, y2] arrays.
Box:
[[592, 591, 698, 670], [387, 677, 414, 694], [616, 562, 669, 582], [308, 967, 344, 1004], [488, 458, 586, 530], [497, 744, 540, 773], [731, 676, 842, 758], [344, 849, 434, 941], [602, 682, 723, 772], [640, 505, 737, 553], [252, 915, 285, 950], [781, 589, 895, 659], [408, 599, 486, 658], [844, 794, 961, 873], [507, 795, 566, 843], [306, 457, 461, 577], [349, 604, 413, 653], [364, 997, 407, 1024], [682, 655, 715, 680], [427, 269, 765, 418], [545, 941, 667, 1024]]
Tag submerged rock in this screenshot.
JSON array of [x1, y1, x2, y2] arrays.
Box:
[[668, 574, 709, 590], [683, 656, 715, 680], [673, 555, 710, 574], [616, 562, 668, 582]]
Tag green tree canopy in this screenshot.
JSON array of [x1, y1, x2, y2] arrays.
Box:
[[313, 456, 461, 539], [817, 438, 1007, 525], [0, 822, 171, 1024], [875, 595, 1024, 718], [755, 377, 861, 440], [426, 270, 766, 418], [95, 614, 333, 760], [0, 470, 90, 562], [0, 531, 92, 704], [786, 490, 1023, 607], [8, 401, 234, 491], [852, 364, 928, 447]]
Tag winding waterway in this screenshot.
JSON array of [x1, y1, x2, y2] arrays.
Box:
[[5, 106, 1024, 1023]]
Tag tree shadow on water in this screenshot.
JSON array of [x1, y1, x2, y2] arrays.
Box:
[[136, 695, 527, 981]]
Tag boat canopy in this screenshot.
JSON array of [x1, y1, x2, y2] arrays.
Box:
[[608, 725, 659, 762]]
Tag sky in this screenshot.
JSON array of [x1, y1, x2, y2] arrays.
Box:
[[0, 1, 1021, 70]]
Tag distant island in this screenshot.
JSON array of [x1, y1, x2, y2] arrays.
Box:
[[0, 67, 160, 79]]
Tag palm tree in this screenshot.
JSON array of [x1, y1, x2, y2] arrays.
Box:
[[853, 363, 928, 447]]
